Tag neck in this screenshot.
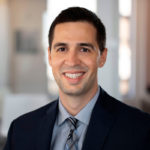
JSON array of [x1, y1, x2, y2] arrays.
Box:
[[59, 86, 98, 116]]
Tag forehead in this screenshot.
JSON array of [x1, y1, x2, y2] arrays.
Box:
[[52, 21, 97, 43]]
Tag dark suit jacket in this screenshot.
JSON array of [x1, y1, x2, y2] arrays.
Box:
[[3, 87, 150, 150]]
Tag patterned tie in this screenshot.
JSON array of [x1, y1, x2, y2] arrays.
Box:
[[65, 117, 78, 150]]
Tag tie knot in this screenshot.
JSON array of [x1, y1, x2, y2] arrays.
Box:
[[67, 117, 78, 129]]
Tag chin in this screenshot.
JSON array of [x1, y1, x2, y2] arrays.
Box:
[[61, 85, 89, 97]]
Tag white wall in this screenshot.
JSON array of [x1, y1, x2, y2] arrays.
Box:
[[97, 0, 120, 100]]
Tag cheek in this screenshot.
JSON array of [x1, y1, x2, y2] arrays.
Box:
[[82, 58, 99, 70], [50, 55, 63, 67]]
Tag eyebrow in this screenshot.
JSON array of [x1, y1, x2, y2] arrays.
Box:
[[53, 43, 67, 49], [78, 43, 95, 50], [53, 42, 95, 50]]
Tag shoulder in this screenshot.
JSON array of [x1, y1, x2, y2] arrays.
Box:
[[95, 88, 150, 148], [99, 87, 150, 126], [13, 100, 58, 125], [4, 100, 58, 149]]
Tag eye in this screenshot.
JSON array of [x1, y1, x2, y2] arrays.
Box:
[[80, 47, 90, 52], [57, 47, 66, 52]]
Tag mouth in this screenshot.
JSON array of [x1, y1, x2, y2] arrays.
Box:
[[62, 71, 86, 84], [64, 72, 85, 79]]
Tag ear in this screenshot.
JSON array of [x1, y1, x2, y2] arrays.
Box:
[[48, 47, 52, 66], [99, 48, 107, 68]]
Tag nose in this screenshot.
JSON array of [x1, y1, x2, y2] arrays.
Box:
[[64, 49, 80, 66]]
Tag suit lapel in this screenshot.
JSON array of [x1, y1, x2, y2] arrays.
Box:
[[82, 88, 116, 150], [36, 100, 58, 150]]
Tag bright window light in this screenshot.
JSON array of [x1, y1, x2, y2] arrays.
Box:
[[119, 44, 131, 80], [119, 0, 132, 96], [119, 0, 132, 16], [47, 0, 97, 23]]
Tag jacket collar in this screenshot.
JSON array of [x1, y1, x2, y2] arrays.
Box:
[[82, 87, 116, 150], [36, 100, 58, 150]]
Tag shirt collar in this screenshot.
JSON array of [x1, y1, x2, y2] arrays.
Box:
[[57, 87, 100, 126], [57, 100, 70, 126]]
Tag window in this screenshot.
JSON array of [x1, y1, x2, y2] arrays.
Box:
[[119, 0, 132, 96]]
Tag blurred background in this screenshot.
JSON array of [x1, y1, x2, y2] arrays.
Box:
[[0, 0, 150, 149]]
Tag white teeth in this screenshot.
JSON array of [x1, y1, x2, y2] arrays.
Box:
[[65, 73, 84, 79]]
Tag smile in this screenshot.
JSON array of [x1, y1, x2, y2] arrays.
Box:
[[64, 73, 85, 79]]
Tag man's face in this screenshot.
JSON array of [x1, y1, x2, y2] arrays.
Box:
[[48, 21, 107, 97]]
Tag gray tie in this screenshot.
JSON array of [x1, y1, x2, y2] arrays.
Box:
[[65, 117, 78, 150]]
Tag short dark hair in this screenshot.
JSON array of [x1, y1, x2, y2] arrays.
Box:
[[48, 7, 106, 53]]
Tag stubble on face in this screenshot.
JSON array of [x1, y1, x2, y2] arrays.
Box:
[[49, 22, 101, 99]]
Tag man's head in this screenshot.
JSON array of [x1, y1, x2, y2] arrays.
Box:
[[48, 7, 107, 102], [48, 7, 106, 53]]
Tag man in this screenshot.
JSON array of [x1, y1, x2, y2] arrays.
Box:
[[4, 7, 150, 150]]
